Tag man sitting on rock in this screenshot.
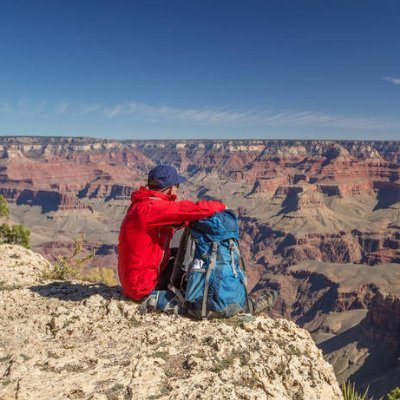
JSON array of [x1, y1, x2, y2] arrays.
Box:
[[118, 164, 277, 315]]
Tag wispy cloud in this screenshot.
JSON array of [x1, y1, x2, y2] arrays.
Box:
[[56, 101, 70, 115], [383, 76, 400, 85], [0, 102, 11, 113], [0, 100, 102, 118], [2, 98, 400, 131], [102, 100, 400, 130], [1, 99, 48, 117], [78, 104, 102, 114]]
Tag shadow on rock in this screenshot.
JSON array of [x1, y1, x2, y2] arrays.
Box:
[[319, 320, 398, 398], [373, 187, 400, 211], [30, 281, 124, 302]]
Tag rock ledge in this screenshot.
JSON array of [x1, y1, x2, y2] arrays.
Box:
[[0, 245, 343, 400]]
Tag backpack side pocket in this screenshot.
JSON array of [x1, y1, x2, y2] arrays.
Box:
[[185, 269, 206, 303]]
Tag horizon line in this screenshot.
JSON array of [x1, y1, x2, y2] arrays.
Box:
[[0, 134, 400, 144]]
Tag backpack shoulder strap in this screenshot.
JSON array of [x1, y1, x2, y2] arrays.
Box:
[[235, 240, 251, 313], [168, 227, 191, 304], [201, 241, 218, 318], [170, 228, 190, 282]]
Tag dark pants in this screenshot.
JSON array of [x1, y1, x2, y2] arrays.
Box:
[[144, 247, 187, 315], [155, 248, 178, 291]]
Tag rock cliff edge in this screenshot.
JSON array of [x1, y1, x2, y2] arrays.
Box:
[[0, 244, 342, 400]]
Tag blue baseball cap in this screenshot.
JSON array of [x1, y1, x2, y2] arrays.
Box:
[[148, 165, 187, 189]]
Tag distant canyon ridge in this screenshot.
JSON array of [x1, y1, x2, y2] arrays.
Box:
[[1, 136, 400, 396]]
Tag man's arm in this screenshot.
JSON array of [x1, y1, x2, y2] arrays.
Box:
[[145, 199, 226, 228]]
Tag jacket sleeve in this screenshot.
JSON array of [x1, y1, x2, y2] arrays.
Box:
[[146, 199, 226, 228]]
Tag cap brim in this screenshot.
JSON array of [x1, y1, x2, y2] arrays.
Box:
[[177, 175, 187, 185]]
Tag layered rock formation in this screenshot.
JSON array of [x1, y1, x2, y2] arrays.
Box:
[[0, 136, 399, 395], [1, 137, 399, 267], [0, 245, 343, 400]]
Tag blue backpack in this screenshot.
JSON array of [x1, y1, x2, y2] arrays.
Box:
[[170, 210, 250, 319]]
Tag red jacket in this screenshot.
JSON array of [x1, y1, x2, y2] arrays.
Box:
[[118, 187, 226, 300]]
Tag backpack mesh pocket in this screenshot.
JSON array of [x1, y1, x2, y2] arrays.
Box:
[[185, 269, 206, 303]]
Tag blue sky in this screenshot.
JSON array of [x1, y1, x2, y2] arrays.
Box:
[[0, 0, 399, 140]]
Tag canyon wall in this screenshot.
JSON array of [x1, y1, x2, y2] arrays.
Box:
[[1, 136, 400, 395]]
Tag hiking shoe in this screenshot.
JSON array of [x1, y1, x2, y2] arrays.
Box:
[[249, 289, 278, 315], [139, 291, 185, 315], [139, 293, 158, 314]]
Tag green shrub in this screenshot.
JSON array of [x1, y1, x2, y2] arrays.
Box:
[[342, 382, 371, 400], [0, 195, 9, 217], [387, 387, 400, 400], [41, 254, 80, 281], [40, 237, 117, 285], [0, 223, 31, 249], [41, 237, 95, 281], [0, 195, 31, 249]]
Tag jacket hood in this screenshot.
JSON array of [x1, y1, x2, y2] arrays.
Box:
[[131, 186, 177, 203]]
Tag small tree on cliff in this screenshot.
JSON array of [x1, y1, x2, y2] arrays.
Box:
[[0, 195, 31, 249], [40, 236, 117, 285], [0, 195, 9, 218], [0, 223, 31, 249], [41, 237, 95, 281]]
